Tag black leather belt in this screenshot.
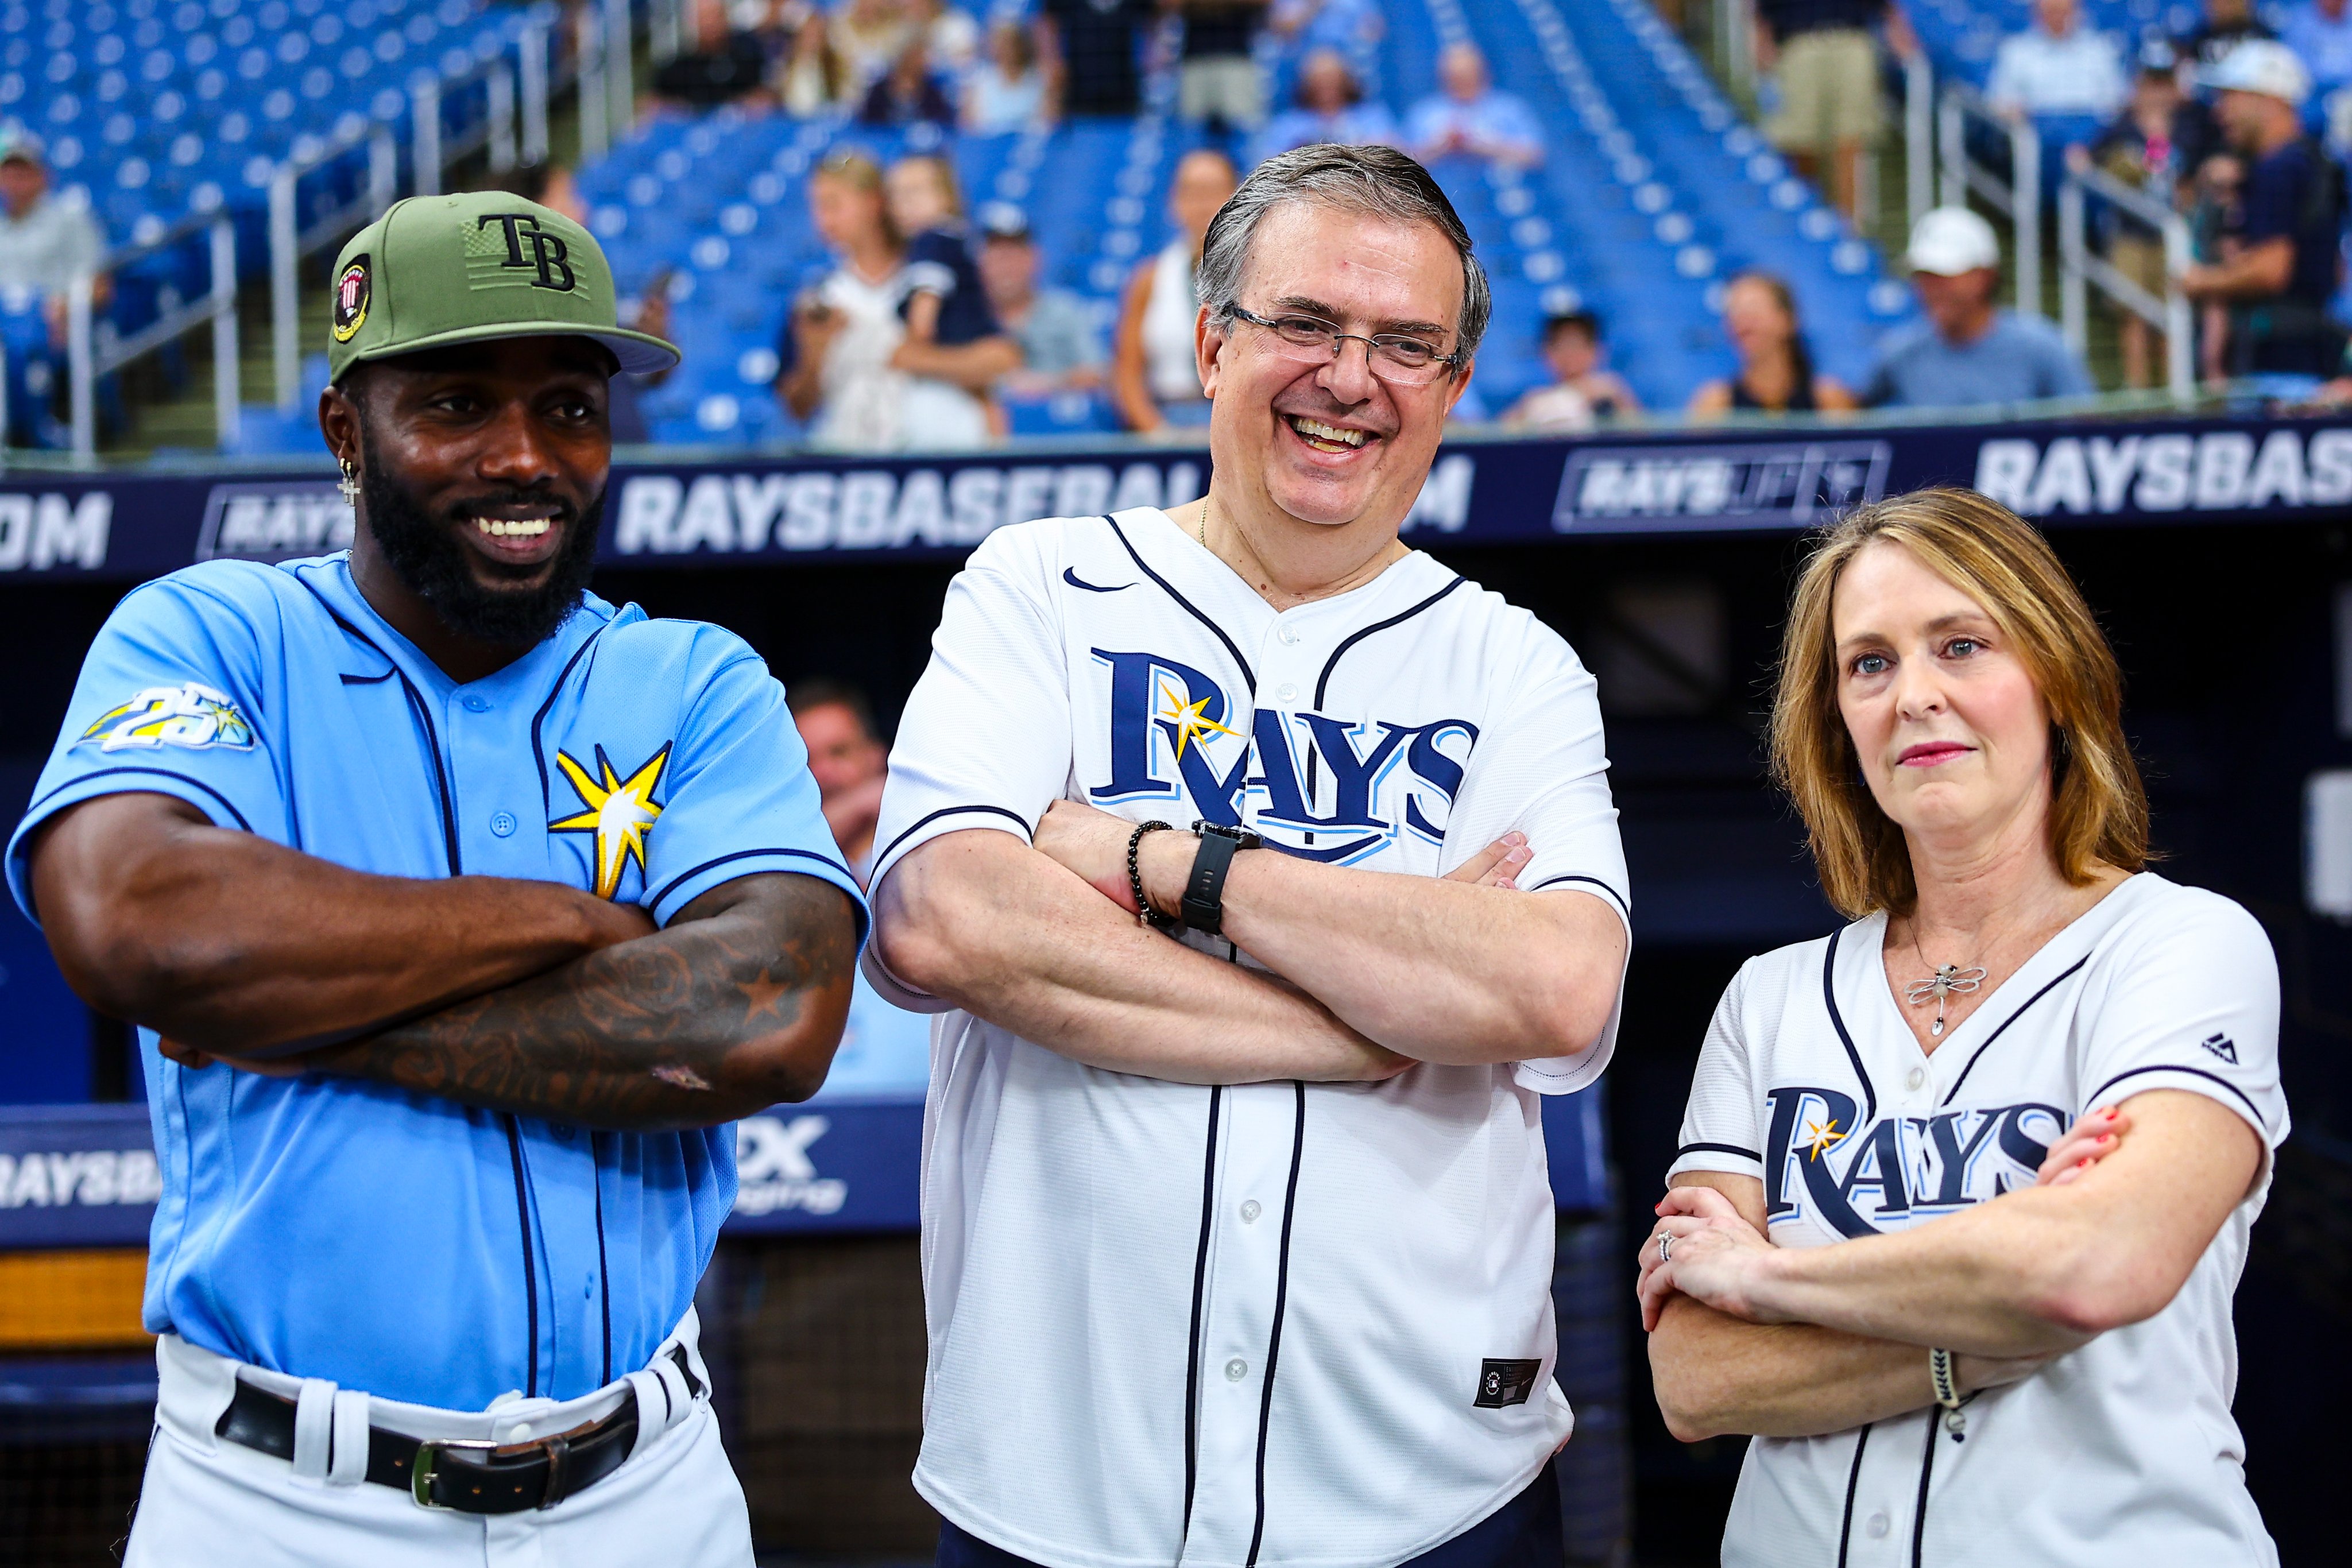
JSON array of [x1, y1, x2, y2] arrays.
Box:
[[213, 1348, 704, 1513]]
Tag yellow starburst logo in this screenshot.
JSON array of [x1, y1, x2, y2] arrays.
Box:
[[1802, 1118, 1848, 1162], [1158, 679, 1242, 761], [550, 743, 671, 899]]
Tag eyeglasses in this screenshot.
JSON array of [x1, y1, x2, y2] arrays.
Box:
[[1224, 306, 1466, 387]]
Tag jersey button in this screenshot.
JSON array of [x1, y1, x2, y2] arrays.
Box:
[[1274, 682, 1298, 704], [1905, 1066, 1926, 1091], [1224, 1358, 1248, 1381], [1864, 1512, 1890, 1539], [490, 811, 517, 838], [1239, 1199, 1261, 1223], [460, 694, 489, 712], [1276, 625, 1300, 646]]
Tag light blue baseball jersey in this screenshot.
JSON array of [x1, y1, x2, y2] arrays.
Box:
[[6, 553, 865, 1410]]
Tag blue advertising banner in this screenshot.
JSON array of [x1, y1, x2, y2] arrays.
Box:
[[0, 1088, 1608, 1251], [2, 413, 2343, 584]]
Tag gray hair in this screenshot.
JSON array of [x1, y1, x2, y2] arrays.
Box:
[[1195, 143, 1492, 365]]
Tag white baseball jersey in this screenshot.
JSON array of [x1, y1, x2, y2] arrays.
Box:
[[865, 507, 1631, 1568], [1672, 873, 2286, 1567]]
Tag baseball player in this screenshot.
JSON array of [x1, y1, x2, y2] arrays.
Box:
[[864, 144, 1633, 1567], [8, 193, 863, 1565]]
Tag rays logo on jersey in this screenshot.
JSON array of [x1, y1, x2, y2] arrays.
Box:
[[1086, 649, 1476, 862], [550, 743, 671, 899], [79, 683, 256, 753], [1761, 1085, 2068, 1238]]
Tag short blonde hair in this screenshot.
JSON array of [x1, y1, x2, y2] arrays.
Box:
[[1769, 487, 2148, 919]]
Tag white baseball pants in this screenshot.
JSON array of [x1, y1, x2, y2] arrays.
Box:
[[124, 1309, 755, 1567]]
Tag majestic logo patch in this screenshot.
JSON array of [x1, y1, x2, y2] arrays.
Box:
[[331, 257, 370, 342], [2202, 1032, 2239, 1063], [1473, 1358, 1542, 1409], [80, 683, 255, 753], [470, 213, 577, 293], [550, 743, 671, 899]]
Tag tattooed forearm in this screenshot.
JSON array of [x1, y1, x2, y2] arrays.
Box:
[[294, 873, 858, 1130]]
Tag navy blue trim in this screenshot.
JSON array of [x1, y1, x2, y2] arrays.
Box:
[[592, 1132, 612, 1388], [1910, 1408, 1939, 1567], [1677, 1141, 1761, 1162], [2083, 1063, 2270, 1133], [872, 804, 1032, 875], [532, 625, 611, 814], [1061, 566, 1132, 594], [1527, 873, 1630, 920], [1179, 1085, 1223, 1540], [400, 677, 461, 874], [1244, 1083, 1308, 1568], [1836, 1424, 1873, 1568], [26, 766, 256, 834], [1311, 576, 1465, 708], [1105, 515, 1255, 691], [1939, 957, 2091, 1106], [288, 579, 462, 874], [502, 1114, 540, 1400], [644, 846, 858, 915], [1823, 928, 1877, 1125], [337, 670, 396, 686]]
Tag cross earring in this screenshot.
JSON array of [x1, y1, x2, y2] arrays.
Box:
[[336, 456, 359, 506]]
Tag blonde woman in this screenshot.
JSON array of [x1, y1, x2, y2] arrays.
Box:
[[1642, 489, 2283, 1565]]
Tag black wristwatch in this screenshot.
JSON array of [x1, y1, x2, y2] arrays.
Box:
[[1181, 820, 1262, 936]]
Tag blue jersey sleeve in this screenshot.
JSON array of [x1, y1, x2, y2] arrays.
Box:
[[637, 637, 869, 943], [7, 570, 290, 926]]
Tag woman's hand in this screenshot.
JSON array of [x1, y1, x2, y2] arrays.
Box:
[[2036, 1105, 2130, 1187], [1639, 1184, 1787, 1333]]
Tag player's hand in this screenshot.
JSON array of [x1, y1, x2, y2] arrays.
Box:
[[1443, 831, 1531, 888], [2035, 1105, 2129, 1187], [582, 896, 660, 950], [1638, 1184, 1781, 1333]]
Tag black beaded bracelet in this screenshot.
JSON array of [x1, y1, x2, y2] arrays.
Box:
[[1127, 820, 1176, 930]]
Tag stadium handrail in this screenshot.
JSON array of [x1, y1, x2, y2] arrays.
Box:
[[1939, 79, 2043, 316], [2058, 161, 2195, 401], [270, 124, 401, 414], [55, 212, 240, 459], [1905, 51, 1935, 228]]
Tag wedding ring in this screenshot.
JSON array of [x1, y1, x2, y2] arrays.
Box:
[[1658, 1232, 1673, 1264]]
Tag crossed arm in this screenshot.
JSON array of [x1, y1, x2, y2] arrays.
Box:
[[29, 792, 858, 1131], [1641, 1090, 2262, 1440], [871, 798, 1627, 1085]]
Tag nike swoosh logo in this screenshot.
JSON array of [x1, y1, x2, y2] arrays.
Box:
[[1062, 567, 1134, 593]]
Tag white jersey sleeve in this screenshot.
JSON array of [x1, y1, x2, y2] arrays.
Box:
[[1443, 613, 1631, 1094], [2072, 886, 2287, 1159], [1667, 956, 1771, 1186], [863, 525, 1072, 1008]]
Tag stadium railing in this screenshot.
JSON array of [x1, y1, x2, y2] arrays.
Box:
[[54, 212, 241, 458], [269, 123, 400, 414], [1937, 79, 2042, 315], [2057, 161, 2195, 402]]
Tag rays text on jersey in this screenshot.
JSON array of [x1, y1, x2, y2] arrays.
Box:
[[1088, 649, 1477, 863]]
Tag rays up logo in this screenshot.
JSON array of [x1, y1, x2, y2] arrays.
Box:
[[1086, 650, 1476, 862], [1762, 1086, 2068, 1237]]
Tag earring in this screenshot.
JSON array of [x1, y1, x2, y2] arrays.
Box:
[[336, 456, 359, 506]]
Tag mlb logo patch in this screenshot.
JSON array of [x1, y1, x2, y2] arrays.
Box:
[[2202, 1033, 2238, 1064]]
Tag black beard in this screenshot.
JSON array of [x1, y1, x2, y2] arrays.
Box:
[[359, 451, 603, 648]]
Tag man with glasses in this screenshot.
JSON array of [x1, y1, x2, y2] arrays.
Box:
[[863, 143, 1632, 1568]]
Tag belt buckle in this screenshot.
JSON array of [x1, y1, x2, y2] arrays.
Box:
[[411, 1437, 503, 1510]]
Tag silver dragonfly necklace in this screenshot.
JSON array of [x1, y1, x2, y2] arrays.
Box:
[[1904, 926, 1989, 1038]]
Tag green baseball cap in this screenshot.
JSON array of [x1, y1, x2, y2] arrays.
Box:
[[326, 191, 679, 382]]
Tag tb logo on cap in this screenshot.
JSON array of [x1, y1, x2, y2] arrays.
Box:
[[474, 212, 576, 293]]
